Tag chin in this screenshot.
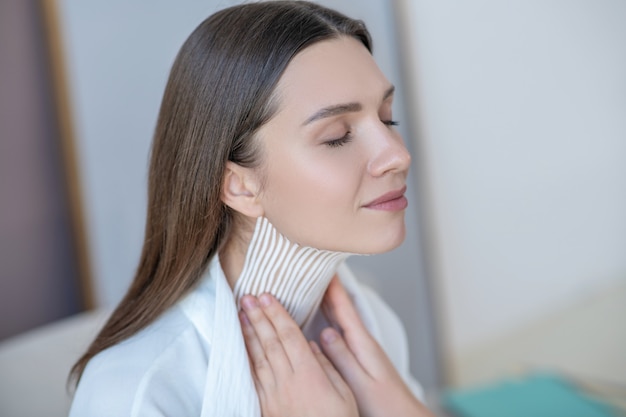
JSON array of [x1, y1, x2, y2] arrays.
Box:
[[358, 221, 407, 255]]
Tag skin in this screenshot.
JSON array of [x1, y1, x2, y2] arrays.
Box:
[[225, 37, 431, 416], [240, 292, 358, 417], [320, 278, 434, 417], [240, 278, 434, 417], [220, 36, 411, 286], [256, 36, 411, 253]]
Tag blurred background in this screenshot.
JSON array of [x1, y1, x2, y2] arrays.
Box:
[[1, 0, 625, 416]]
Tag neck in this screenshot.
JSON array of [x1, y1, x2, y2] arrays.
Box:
[[222, 216, 353, 328], [220, 216, 255, 290]]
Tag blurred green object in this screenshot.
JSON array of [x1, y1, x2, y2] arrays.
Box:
[[442, 373, 619, 417]]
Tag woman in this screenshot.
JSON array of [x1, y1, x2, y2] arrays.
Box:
[[69, 1, 432, 416]]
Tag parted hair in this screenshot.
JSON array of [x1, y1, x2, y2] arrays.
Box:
[[70, 0, 372, 385]]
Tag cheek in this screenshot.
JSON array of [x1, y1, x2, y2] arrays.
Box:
[[260, 148, 363, 244]]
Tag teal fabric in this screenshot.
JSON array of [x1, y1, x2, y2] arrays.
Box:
[[443, 373, 618, 417]]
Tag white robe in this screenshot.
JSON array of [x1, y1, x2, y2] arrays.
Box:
[[69, 256, 423, 417]]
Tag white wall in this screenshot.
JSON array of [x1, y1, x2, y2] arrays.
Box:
[[398, 0, 626, 369]]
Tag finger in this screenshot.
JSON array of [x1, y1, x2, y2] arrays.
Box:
[[320, 327, 371, 388], [241, 295, 292, 377], [323, 278, 381, 355], [258, 293, 315, 369], [323, 277, 367, 335], [309, 340, 353, 400], [239, 310, 274, 391], [324, 280, 395, 377]]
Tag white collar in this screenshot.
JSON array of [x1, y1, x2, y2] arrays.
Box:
[[234, 217, 355, 328]]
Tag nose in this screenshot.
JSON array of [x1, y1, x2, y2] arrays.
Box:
[[367, 124, 411, 177]]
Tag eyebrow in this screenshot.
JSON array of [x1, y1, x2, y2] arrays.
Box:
[[302, 85, 395, 126]]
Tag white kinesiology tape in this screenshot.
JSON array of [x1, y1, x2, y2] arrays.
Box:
[[234, 216, 353, 328]]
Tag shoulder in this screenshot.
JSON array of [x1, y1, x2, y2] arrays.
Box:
[[69, 305, 210, 417]]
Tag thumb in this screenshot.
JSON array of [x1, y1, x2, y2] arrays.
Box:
[[323, 277, 367, 335], [323, 278, 381, 355], [323, 277, 393, 376], [319, 327, 370, 390]]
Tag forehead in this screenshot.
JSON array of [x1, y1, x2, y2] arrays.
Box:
[[272, 37, 391, 119]]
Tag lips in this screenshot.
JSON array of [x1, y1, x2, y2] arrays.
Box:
[[363, 186, 408, 211]]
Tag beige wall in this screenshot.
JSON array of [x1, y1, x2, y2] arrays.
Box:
[[397, 0, 626, 384]]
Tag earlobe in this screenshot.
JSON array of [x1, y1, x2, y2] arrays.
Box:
[[221, 161, 264, 217]]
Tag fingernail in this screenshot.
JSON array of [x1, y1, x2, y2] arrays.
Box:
[[241, 296, 258, 310], [321, 328, 337, 344], [259, 293, 272, 307]]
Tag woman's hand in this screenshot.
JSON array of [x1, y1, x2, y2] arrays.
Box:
[[239, 293, 358, 417], [320, 277, 434, 417]]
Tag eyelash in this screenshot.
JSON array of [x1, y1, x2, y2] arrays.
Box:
[[324, 120, 399, 148], [325, 133, 352, 148]]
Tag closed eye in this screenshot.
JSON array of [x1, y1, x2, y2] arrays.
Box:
[[325, 132, 352, 148]]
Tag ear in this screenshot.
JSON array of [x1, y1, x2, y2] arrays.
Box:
[[221, 161, 264, 217]]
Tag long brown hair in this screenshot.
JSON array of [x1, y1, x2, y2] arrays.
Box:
[[70, 0, 372, 385]]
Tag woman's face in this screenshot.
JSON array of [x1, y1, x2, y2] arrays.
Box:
[[254, 37, 411, 254]]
